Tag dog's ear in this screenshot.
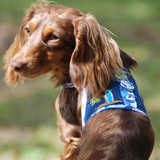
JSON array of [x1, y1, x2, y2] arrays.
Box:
[[120, 49, 138, 69], [70, 14, 123, 98], [3, 6, 38, 86]]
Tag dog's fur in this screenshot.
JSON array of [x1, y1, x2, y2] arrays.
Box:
[[4, 3, 155, 160]]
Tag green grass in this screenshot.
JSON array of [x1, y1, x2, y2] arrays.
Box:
[[0, 0, 160, 159], [0, 89, 59, 127], [0, 126, 62, 160]]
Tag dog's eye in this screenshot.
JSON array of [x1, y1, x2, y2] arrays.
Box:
[[25, 28, 30, 34], [44, 34, 59, 44], [47, 34, 59, 41], [51, 34, 59, 40]]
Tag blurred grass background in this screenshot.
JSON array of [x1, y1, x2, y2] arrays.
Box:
[[0, 0, 160, 159]]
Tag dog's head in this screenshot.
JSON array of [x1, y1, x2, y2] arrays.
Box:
[[4, 4, 137, 97]]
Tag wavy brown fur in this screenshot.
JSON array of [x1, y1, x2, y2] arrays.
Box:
[[70, 14, 124, 98], [4, 3, 154, 160]]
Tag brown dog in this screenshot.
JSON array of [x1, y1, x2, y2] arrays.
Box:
[[4, 3, 155, 160]]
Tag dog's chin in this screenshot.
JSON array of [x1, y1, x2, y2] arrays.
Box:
[[17, 72, 45, 80], [13, 67, 54, 81]]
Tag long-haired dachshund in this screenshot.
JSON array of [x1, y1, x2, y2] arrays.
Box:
[[4, 3, 155, 160]]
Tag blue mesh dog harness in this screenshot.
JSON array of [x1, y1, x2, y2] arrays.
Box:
[[64, 67, 149, 130]]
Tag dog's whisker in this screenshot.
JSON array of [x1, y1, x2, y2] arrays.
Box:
[[101, 26, 118, 38]]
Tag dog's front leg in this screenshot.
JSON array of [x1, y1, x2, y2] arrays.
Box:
[[55, 90, 82, 160]]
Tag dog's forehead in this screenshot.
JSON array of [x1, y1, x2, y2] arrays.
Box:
[[30, 5, 84, 24], [27, 7, 84, 33]]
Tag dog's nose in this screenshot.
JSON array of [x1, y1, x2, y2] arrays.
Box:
[[11, 60, 24, 72]]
